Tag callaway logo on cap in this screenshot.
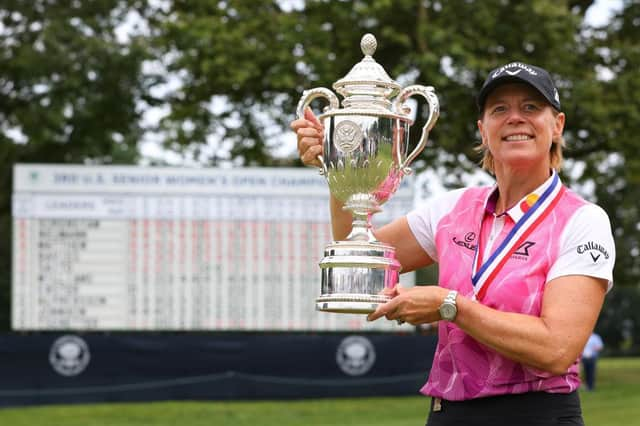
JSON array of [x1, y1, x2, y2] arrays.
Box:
[[477, 62, 561, 111]]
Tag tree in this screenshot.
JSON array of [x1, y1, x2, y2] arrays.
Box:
[[145, 0, 308, 166], [149, 0, 603, 174], [588, 0, 640, 284]]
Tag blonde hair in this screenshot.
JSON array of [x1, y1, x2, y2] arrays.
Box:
[[475, 109, 565, 174]]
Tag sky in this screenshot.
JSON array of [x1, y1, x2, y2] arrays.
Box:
[[585, 0, 623, 26]]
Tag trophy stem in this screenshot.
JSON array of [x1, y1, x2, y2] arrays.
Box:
[[343, 194, 380, 243], [345, 213, 376, 242]]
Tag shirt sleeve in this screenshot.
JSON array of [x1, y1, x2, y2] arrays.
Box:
[[547, 203, 616, 290], [406, 188, 467, 262]]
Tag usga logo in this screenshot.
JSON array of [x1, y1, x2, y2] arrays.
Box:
[[336, 335, 376, 376], [49, 335, 91, 377]]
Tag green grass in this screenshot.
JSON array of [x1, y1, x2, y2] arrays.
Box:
[[581, 357, 640, 426], [1, 357, 639, 426]]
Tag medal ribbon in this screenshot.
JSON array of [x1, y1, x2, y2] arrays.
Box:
[[471, 172, 565, 301]]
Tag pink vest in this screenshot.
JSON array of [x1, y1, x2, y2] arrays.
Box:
[[422, 186, 588, 401]]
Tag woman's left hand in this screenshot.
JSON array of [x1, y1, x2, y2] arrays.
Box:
[[367, 285, 450, 325]]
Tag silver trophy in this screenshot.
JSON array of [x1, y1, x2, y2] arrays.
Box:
[[296, 34, 439, 314]]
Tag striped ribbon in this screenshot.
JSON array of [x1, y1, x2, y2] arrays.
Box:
[[471, 172, 565, 301]]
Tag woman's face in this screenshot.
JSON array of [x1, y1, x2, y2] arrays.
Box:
[[477, 83, 565, 173]]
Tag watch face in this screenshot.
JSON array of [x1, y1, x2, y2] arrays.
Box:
[[440, 304, 456, 320]]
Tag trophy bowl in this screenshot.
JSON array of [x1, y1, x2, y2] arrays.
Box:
[[296, 34, 439, 314]]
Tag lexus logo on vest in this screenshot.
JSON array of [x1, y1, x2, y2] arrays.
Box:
[[452, 232, 477, 251]]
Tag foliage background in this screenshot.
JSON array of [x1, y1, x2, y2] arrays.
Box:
[[1, 0, 638, 352]]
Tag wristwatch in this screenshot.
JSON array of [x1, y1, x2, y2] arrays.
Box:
[[438, 290, 458, 321]]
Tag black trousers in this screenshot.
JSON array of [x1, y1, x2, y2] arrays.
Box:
[[582, 357, 597, 390], [425, 391, 584, 426]]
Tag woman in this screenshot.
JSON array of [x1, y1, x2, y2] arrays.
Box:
[[292, 61, 615, 425]]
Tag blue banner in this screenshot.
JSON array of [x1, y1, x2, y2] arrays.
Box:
[[0, 332, 437, 407]]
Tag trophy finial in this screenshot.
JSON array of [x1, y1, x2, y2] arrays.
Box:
[[360, 33, 377, 56], [334, 33, 400, 109]]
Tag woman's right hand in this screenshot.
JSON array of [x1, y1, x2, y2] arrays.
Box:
[[290, 107, 324, 168]]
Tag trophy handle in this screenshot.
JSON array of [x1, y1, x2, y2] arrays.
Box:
[[393, 85, 440, 175], [296, 88, 340, 176]]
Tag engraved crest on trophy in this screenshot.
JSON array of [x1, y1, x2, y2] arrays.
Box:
[[296, 34, 439, 314]]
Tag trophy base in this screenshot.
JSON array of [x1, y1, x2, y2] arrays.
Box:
[[315, 294, 390, 314], [318, 240, 401, 315]]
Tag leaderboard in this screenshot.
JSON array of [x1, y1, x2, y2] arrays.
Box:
[[12, 165, 415, 331]]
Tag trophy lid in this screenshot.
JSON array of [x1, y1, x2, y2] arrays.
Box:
[[333, 34, 401, 110]]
